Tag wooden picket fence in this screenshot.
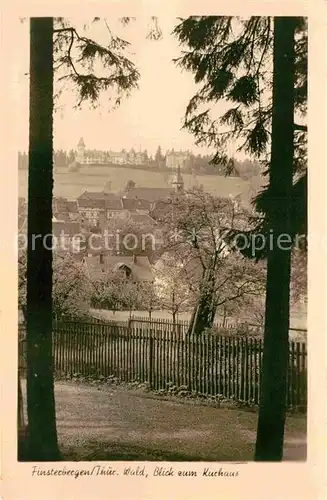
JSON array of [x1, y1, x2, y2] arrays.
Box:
[[19, 319, 307, 410]]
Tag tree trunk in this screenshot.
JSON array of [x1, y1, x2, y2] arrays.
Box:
[[25, 18, 60, 461], [255, 17, 296, 461], [222, 306, 227, 328], [187, 268, 216, 335], [172, 310, 177, 332]]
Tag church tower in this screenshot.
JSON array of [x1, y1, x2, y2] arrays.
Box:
[[76, 137, 85, 164], [172, 164, 184, 192]]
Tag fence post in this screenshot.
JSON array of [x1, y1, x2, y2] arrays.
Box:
[[148, 331, 154, 389]]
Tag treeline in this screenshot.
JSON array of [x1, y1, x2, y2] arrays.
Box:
[[189, 157, 261, 179], [18, 150, 76, 169]]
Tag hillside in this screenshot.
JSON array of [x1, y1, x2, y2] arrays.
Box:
[[19, 166, 254, 204]]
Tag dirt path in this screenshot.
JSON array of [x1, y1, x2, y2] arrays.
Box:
[[21, 381, 306, 461]]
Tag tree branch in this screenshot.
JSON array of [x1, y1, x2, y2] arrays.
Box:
[[294, 123, 307, 132]]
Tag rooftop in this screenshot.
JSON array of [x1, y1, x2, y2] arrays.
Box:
[[78, 190, 122, 200], [124, 187, 174, 202], [66, 200, 79, 213], [77, 191, 123, 210], [84, 254, 153, 282], [77, 198, 106, 209], [53, 212, 71, 223], [122, 198, 151, 212], [129, 213, 157, 226]]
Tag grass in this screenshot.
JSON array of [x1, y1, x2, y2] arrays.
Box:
[[21, 380, 306, 462], [18, 168, 251, 202], [90, 307, 307, 338]]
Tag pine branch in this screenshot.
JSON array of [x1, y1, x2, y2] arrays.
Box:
[[53, 21, 139, 108], [294, 123, 307, 132]]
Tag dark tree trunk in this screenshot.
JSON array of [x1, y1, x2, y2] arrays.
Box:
[[255, 17, 296, 461], [25, 17, 60, 461], [187, 268, 216, 335], [187, 306, 197, 336]]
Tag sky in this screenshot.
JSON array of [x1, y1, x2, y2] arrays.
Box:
[[16, 16, 232, 157]]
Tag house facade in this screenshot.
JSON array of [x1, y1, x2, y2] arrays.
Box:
[[77, 196, 106, 227], [77, 191, 128, 227], [121, 197, 151, 214], [52, 219, 82, 253]]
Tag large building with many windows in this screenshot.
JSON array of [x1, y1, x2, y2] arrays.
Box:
[[165, 149, 191, 169], [75, 139, 149, 166]]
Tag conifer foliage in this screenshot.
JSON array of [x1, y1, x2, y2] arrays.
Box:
[[53, 17, 140, 108], [173, 16, 307, 242]]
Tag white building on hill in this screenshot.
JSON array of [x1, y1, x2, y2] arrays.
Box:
[[166, 149, 191, 169]]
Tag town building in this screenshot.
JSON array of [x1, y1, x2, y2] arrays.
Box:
[[74, 139, 149, 166], [121, 197, 151, 214], [123, 168, 184, 211], [77, 191, 127, 227], [83, 254, 154, 282], [52, 219, 82, 253], [128, 213, 157, 227], [108, 150, 128, 165], [76, 194, 105, 227], [124, 187, 174, 204]]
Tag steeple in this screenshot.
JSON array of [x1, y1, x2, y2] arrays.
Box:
[[76, 137, 85, 163], [171, 164, 184, 192]]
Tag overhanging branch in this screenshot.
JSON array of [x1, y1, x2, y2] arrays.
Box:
[[294, 123, 307, 132]]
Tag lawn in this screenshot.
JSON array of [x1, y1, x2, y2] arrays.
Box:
[[18, 168, 251, 202], [21, 381, 306, 461], [90, 307, 307, 340]]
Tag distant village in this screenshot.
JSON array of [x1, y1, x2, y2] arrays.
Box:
[[18, 138, 260, 291], [18, 157, 188, 284]]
